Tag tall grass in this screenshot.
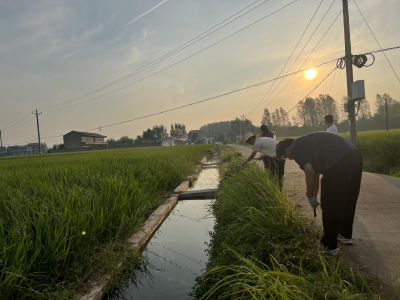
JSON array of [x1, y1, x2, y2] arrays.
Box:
[[0, 145, 212, 299], [193, 147, 379, 299], [343, 130, 400, 177]]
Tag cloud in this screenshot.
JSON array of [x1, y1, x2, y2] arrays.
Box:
[[126, 0, 168, 26], [57, 48, 82, 60]]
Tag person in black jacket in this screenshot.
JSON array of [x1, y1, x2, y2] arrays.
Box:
[[276, 132, 363, 255], [260, 124, 274, 138]]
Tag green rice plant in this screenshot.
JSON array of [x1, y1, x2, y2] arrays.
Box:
[[193, 146, 379, 299], [345, 130, 400, 177], [0, 145, 212, 299]]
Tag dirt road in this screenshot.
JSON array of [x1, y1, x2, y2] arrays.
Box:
[[229, 144, 400, 298]]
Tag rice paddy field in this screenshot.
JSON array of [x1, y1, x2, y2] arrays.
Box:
[[0, 145, 213, 299], [193, 146, 381, 299]]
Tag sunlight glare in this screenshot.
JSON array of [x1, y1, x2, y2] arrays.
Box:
[[305, 69, 317, 80]]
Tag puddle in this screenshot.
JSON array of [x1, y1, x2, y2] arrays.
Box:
[[106, 163, 219, 300]]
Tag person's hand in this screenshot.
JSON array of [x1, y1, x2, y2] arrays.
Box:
[[239, 161, 248, 167], [307, 196, 319, 209]]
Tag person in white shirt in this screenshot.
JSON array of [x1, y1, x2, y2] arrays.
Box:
[[325, 115, 338, 134], [240, 133, 285, 188]]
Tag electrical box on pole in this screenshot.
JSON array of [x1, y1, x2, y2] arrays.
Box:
[[351, 80, 365, 101]]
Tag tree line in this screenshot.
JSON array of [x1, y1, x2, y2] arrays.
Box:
[[261, 93, 399, 136], [201, 93, 400, 140], [107, 123, 187, 145]]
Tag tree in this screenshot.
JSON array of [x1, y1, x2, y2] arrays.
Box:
[[261, 108, 272, 126], [117, 136, 134, 144], [107, 138, 117, 146], [357, 99, 372, 119], [40, 143, 48, 153], [170, 123, 187, 137], [134, 135, 143, 143]]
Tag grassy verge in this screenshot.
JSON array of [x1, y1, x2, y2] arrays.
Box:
[[193, 146, 381, 299], [0, 145, 213, 299]]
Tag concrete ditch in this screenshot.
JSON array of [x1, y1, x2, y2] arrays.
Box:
[[77, 155, 209, 300]]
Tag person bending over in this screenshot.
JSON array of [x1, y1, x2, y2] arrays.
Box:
[[241, 133, 285, 187], [276, 132, 362, 255]]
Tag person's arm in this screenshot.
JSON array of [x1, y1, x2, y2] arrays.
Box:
[[246, 151, 258, 162], [303, 163, 318, 195], [240, 151, 258, 166], [314, 174, 320, 196]]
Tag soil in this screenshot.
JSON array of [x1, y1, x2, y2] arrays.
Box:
[[230, 144, 400, 299]]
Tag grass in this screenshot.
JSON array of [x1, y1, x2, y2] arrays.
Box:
[[193, 146, 381, 299], [0, 145, 213, 299]]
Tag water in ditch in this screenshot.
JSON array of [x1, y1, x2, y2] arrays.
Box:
[[106, 164, 219, 300]]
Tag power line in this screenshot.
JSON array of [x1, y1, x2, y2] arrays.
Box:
[[245, 0, 325, 116], [352, 0, 400, 83], [5, 46, 400, 146], [41, 0, 298, 113], [1, 116, 35, 133], [1, 112, 32, 132], [247, 0, 339, 117], [5, 58, 338, 145], [37, 0, 271, 111]]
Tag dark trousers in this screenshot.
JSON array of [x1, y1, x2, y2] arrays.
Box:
[[263, 156, 285, 188], [320, 150, 363, 249]]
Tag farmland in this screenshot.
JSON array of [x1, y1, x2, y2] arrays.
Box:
[[0, 145, 212, 299]]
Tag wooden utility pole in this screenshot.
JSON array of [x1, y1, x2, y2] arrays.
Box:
[[0, 130, 3, 157], [342, 0, 357, 144], [32, 109, 42, 154], [385, 96, 389, 131]]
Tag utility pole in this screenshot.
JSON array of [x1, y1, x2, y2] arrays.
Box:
[[99, 126, 102, 135], [342, 0, 357, 144], [240, 113, 245, 140], [32, 109, 42, 154], [0, 130, 3, 157], [385, 96, 389, 131]]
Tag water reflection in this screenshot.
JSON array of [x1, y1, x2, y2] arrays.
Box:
[[107, 166, 218, 300]]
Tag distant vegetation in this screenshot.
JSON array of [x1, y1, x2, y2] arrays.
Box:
[[0, 145, 212, 299], [201, 93, 400, 140]]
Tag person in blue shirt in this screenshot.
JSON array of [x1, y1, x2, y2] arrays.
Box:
[[276, 132, 363, 255]]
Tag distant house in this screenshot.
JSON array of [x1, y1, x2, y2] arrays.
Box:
[[27, 143, 40, 154], [64, 131, 107, 149], [161, 136, 183, 146], [187, 130, 210, 144], [7, 145, 32, 155]]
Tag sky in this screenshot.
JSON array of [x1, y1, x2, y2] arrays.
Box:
[[0, 0, 399, 147]]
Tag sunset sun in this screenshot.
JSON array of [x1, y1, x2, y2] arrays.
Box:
[[305, 68, 317, 80]]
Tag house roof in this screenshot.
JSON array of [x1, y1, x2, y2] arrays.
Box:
[[188, 130, 202, 135], [65, 131, 107, 138]]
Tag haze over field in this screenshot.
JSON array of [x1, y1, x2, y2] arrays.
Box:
[[1, 0, 399, 146]]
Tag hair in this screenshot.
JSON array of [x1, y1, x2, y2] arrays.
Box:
[[324, 114, 334, 123], [276, 138, 295, 158], [260, 124, 273, 138]]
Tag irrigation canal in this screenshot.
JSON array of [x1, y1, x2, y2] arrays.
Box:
[[107, 156, 220, 299]]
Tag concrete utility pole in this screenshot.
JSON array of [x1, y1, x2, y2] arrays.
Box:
[[240, 113, 245, 140], [32, 109, 42, 154], [0, 130, 3, 157], [385, 96, 389, 131], [342, 0, 357, 144]]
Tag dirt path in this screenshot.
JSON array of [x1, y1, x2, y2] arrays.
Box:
[[229, 144, 400, 298]]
